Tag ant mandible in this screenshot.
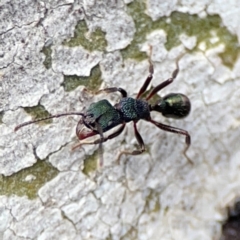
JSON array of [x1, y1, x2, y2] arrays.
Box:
[[15, 51, 191, 166]]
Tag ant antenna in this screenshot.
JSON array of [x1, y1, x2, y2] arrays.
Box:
[[15, 112, 84, 131]]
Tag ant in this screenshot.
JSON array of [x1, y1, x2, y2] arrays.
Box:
[[15, 53, 191, 166]]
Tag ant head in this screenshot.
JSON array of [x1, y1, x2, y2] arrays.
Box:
[[150, 93, 191, 119]]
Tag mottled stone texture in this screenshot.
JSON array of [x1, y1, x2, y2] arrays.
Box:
[[0, 0, 240, 239]]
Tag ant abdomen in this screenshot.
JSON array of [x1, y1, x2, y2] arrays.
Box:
[[152, 93, 191, 119]]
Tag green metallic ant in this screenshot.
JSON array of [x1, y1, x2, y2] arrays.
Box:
[[15, 56, 191, 165]]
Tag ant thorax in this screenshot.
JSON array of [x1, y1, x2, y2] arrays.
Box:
[[84, 99, 122, 132], [115, 97, 150, 122]]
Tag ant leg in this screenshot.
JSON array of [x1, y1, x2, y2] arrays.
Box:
[[150, 119, 192, 164], [95, 121, 104, 167], [72, 123, 125, 150], [117, 122, 145, 163], [96, 88, 127, 98], [146, 54, 182, 101], [136, 46, 154, 99]]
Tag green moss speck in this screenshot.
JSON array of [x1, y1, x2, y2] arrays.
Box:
[[145, 190, 161, 213], [121, 227, 137, 240], [0, 160, 58, 199], [0, 111, 3, 124], [82, 150, 98, 175], [64, 20, 107, 51], [61, 64, 102, 92], [41, 45, 52, 69], [24, 104, 52, 124], [123, 1, 239, 68]]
